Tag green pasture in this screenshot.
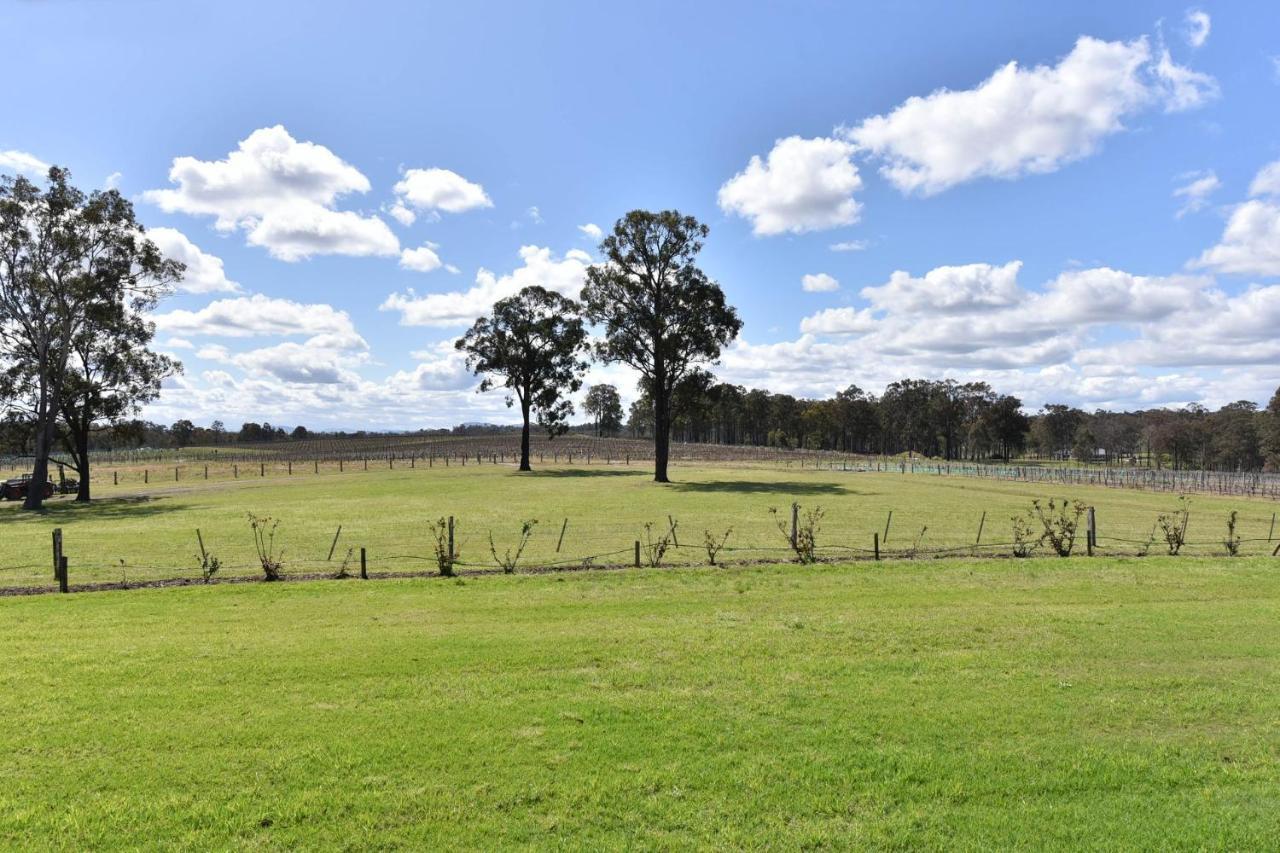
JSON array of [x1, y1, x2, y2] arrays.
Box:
[[1, 462, 1277, 588], [1, 557, 1278, 848]]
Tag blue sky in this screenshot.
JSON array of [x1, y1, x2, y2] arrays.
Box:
[[3, 0, 1278, 429]]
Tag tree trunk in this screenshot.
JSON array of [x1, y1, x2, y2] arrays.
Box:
[[24, 418, 53, 511], [75, 428, 91, 502], [654, 393, 671, 483], [519, 401, 532, 472]]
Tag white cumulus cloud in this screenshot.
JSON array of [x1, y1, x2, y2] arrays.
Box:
[[146, 227, 242, 294], [400, 244, 444, 273], [801, 273, 840, 293], [846, 36, 1216, 196], [718, 136, 863, 236], [0, 149, 50, 177], [391, 168, 492, 224], [380, 245, 591, 327], [143, 125, 398, 261]]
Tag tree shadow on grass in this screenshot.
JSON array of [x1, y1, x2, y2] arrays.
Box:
[[522, 469, 643, 479], [669, 480, 852, 496], [0, 495, 186, 523]]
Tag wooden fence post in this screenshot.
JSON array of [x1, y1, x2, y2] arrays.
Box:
[[874, 532, 880, 561], [233, 464, 238, 478], [113, 470, 118, 486], [975, 511, 986, 545], [144, 469, 148, 484], [51, 528, 63, 579], [447, 516, 455, 575], [634, 540, 641, 567], [790, 503, 799, 551], [556, 518, 569, 553], [58, 555, 68, 594], [260, 462, 265, 477], [1087, 507, 1096, 556], [327, 526, 343, 561], [204, 465, 209, 480], [360, 547, 367, 580], [883, 510, 893, 543]]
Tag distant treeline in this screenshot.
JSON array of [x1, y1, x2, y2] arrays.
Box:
[[6, 377, 1278, 472], [622, 377, 1280, 472]]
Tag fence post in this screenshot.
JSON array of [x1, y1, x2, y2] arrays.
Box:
[[113, 470, 118, 486], [1270, 513, 1276, 542], [260, 463, 265, 477], [790, 503, 799, 551], [315, 459, 319, 474], [556, 518, 568, 553], [233, 464, 238, 479], [874, 532, 880, 561], [975, 511, 986, 545], [58, 556, 68, 594], [144, 469, 148, 484], [883, 510, 893, 543], [360, 547, 368, 579], [447, 516, 455, 575], [175, 466, 179, 482], [634, 540, 641, 567], [327, 526, 343, 561], [288, 461, 292, 476], [204, 464, 209, 480], [51, 528, 63, 579], [1087, 507, 1096, 556]]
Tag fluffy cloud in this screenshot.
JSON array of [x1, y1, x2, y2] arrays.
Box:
[[847, 36, 1216, 195], [391, 168, 491, 224], [1249, 160, 1280, 197], [718, 136, 862, 235], [1184, 10, 1211, 48], [860, 262, 1022, 313], [143, 125, 398, 261], [799, 307, 877, 335], [229, 335, 369, 385], [1193, 200, 1280, 277], [153, 294, 361, 339], [146, 227, 241, 294], [1172, 170, 1220, 217], [578, 223, 603, 240], [380, 245, 591, 327], [0, 149, 50, 177], [400, 244, 444, 273], [801, 273, 839, 293]]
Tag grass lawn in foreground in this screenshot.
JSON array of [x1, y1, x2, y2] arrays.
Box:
[[1, 462, 1278, 588], [0, 557, 1277, 848]]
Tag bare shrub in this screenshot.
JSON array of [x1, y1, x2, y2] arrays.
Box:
[[703, 528, 732, 566], [490, 519, 537, 573], [430, 517, 459, 576], [641, 521, 675, 567], [1224, 510, 1241, 557], [1030, 498, 1086, 557], [1010, 514, 1037, 558], [334, 547, 354, 579], [1157, 496, 1191, 555], [769, 503, 824, 564], [247, 513, 283, 580]]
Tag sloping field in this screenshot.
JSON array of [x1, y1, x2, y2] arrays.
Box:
[[1, 558, 1277, 848]]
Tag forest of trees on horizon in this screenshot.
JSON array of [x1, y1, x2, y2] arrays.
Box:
[[10, 376, 1279, 474]]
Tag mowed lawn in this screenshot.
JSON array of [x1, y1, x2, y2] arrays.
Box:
[[1, 462, 1278, 588], [1, 558, 1278, 848]]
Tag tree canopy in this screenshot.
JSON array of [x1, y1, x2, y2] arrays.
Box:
[[582, 210, 741, 482], [455, 285, 589, 471]]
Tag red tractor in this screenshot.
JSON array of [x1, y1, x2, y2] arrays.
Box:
[[0, 474, 56, 502]]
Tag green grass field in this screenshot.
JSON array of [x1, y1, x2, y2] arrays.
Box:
[[1, 461, 1277, 589], [1, 557, 1278, 848]]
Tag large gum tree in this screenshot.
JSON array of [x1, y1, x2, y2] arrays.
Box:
[[581, 210, 741, 483], [455, 285, 589, 471]]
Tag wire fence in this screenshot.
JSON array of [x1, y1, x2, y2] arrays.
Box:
[[8, 502, 1278, 597], [5, 446, 1277, 499]]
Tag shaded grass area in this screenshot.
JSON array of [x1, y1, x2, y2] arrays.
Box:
[[0, 558, 1277, 848], [1, 462, 1278, 588]]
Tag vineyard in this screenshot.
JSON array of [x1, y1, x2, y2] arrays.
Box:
[[5, 434, 1280, 499]]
